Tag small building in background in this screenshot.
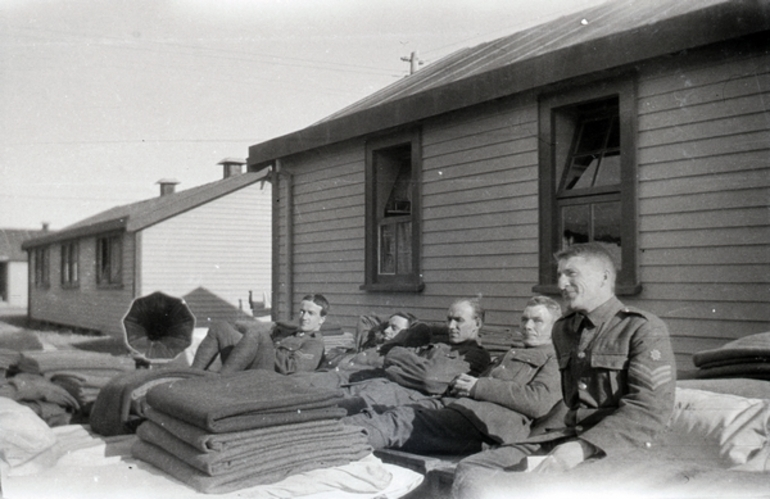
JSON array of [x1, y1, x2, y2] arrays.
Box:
[[0, 227, 47, 308], [22, 159, 272, 339]]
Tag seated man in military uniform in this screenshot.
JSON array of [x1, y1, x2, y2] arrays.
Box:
[[453, 243, 676, 498], [343, 295, 563, 455]]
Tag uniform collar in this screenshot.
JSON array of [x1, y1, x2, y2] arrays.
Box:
[[583, 295, 624, 329]]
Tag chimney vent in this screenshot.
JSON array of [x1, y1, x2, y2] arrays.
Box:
[[156, 178, 180, 197], [218, 158, 246, 179], [42, 222, 50, 232]]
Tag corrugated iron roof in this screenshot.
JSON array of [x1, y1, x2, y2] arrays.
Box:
[[248, 0, 770, 166], [0, 229, 45, 260], [22, 172, 270, 249]]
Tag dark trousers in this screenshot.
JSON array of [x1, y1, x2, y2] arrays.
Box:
[[190, 321, 275, 374], [344, 404, 494, 455]]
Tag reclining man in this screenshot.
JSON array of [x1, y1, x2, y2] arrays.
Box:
[[453, 243, 676, 498], [342, 295, 562, 455], [310, 297, 492, 414], [191, 293, 329, 375]]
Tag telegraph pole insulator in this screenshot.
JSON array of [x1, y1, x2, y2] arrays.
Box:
[[400, 51, 423, 75]]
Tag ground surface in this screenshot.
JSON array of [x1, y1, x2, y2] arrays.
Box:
[[0, 305, 126, 354]]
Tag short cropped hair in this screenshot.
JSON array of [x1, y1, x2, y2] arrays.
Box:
[[389, 312, 417, 327], [555, 242, 618, 287], [525, 295, 562, 321], [302, 294, 330, 316], [451, 297, 485, 324]]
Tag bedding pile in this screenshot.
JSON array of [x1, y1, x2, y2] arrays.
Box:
[[131, 369, 374, 494], [1, 349, 136, 426], [692, 331, 770, 379]]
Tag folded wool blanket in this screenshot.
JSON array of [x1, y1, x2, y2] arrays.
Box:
[[136, 419, 370, 476], [695, 362, 770, 380], [0, 348, 22, 371], [145, 369, 346, 433], [131, 438, 373, 494], [1, 372, 80, 411], [18, 350, 135, 375], [90, 367, 211, 436], [144, 406, 343, 452], [49, 371, 115, 407], [693, 332, 770, 368]]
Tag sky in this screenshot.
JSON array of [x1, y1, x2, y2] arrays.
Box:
[[0, 0, 609, 231]]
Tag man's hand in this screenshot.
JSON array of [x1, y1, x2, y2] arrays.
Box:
[[533, 440, 597, 473], [450, 373, 478, 397]]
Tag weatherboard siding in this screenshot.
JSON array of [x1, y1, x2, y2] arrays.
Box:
[[627, 46, 770, 367], [140, 182, 272, 326], [274, 39, 769, 368], [28, 233, 135, 338]]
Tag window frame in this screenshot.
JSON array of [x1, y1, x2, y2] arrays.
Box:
[[360, 129, 424, 293], [96, 233, 123, 288], [535, 76, 641, 295], [60, 240, 79, 288], [33, 246, 50, 289]]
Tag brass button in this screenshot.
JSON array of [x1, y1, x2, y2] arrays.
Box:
[[577, 352, 586, 359], [578, 382, 587, 390]]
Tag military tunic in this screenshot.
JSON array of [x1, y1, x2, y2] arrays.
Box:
[[453, 296, 677, 497], [343, 343, 560, 453], [553, 296, 676, 456]]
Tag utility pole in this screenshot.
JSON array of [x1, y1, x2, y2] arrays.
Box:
[[400, 51, 422, 75]]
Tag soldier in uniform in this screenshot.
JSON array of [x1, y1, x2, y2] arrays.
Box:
[[343, 295, 563, 455], [191, 294, 328, 375], [453, 243, 676, 498]]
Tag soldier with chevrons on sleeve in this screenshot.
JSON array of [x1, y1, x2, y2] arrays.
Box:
[[452, 243, 676, 498]]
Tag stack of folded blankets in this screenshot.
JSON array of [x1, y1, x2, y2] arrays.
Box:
[[17, 350, 136, 409], [693, 331, 770, 380], [131, 369, 373, 494]]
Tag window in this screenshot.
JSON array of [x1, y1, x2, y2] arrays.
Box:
[[96, 234, 122, 286], [536, 76, 641, 294], [61, 241, 79, 287], [361, 129, 423, 292], [33, 246, 50, 289]]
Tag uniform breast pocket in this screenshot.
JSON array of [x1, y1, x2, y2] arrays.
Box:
[[590, 353, 628, 401]]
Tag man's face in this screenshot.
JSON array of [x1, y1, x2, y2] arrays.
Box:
[[520, 305, 557, 347], [298, 300, 325, 333], [557, 255, 609, 312], [383, 315, 410, 341], [446, 301, 480, 344]]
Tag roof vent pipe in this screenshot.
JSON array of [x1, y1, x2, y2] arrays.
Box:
[[218, 158, 246, 179], [157, 178, 180, 197]]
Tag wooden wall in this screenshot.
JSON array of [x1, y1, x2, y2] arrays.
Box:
[[140, 182, 272, 327], [28, 232, 136, 338], [630, 43, 770, 368], [274, 39, 769, 368]]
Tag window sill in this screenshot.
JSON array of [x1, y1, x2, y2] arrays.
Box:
[[360, 281, 425, 293], [532, 283, 643, 296], [61, 284, 80, 290]]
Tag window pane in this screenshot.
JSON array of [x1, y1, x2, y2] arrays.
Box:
[[564, 155, 599, 190], [607, 116, 620, 149], [575, 117, 611, 153], [594, 151, 620, 186], [379, 224, 395, 275], [562, 204, 590, 248], [110, 237, 122, 283], [593, 201, 622, 262], [396, 221, 412, 274], [384, 164, 412, 217]]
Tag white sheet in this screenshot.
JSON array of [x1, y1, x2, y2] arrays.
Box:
[[4, 425, 423, 499]]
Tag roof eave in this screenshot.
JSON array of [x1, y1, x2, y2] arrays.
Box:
[[247, 0, 770, 167], [21, 218, 128, 249]]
